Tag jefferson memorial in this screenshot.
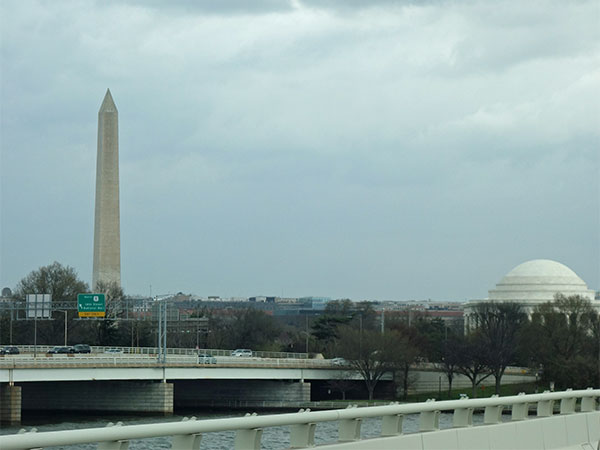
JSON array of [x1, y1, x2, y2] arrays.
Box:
[[464, 259, 598, 327]]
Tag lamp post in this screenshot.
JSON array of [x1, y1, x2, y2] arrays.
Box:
[[359, 313, 363, 358], [34, 313, 37, 358], [56, 310, 68, 346], [196, 320, 200, 351], [305, 315, 310, 353], [155, 296, 169, 364], [9, 301, 13, 344], [299, 331, 310, 354]]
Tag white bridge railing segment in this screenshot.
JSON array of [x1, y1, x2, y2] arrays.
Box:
[[0, 355, 334, 368], [0, 388, 598, 450]]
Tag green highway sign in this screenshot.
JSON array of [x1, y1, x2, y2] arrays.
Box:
[[78, 293, 106, 317]]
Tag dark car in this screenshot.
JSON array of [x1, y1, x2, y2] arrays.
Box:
[[198, 352, 217, 364], [47, 346, 75, 354], [0, 346, 19, 355], [73, 344, 91, 354]]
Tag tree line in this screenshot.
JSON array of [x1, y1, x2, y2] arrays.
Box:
[[2, 262, 598, 400], [319, 296, 599, 399]]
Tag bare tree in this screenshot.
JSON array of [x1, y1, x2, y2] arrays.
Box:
[[439, 335, 462, 396], [525, 295, 598, 389], [94, 280, 125, 345], [470, 301, 526, 394], [13, 262, 89, 345], [327, 371, 356, 400], [335, 326, 400, 400], [456, 332, 492, 398], [387, 320, 425, 399], [14, 261, 89, 302]]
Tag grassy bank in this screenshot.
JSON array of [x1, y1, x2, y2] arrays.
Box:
[[405, 381, 542, 403]]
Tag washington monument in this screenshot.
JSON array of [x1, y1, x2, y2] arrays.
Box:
[[92, 89, 121, 289]]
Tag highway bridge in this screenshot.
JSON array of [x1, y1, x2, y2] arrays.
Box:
[[0, 347, 535, 425]]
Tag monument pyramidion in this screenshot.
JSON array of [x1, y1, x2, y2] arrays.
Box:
[[92, 89, 121, 289]]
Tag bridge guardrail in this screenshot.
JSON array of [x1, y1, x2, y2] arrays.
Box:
[[0, 388, 598, 450], [5, 345, 310, 359], [0, 355, 338, 369]]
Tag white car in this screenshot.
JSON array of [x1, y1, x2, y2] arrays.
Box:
[[104, 348, 123, 354], [231, 349, 252, 357], [331, 357, 349, 366]]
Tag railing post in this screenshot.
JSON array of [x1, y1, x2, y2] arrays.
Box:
[[171, 417, 202, 450], [581, 388, 597, 412], [381, 411, 403, 436], [537, 391, 554, 417], [290, 409, 316, 448], [339, 406, 362, 442], [453, 407, 474, 427], [172, 433, 202, 450], [98, 422, 129, 450], [484, 395, 503, 424], [419, 399, 440, 431], [511, 393, 528, 421], [234, 429, 263, 450], [16, 428, 42, 450], [556, 388, 575, 415], [234, 414, 262, 450]]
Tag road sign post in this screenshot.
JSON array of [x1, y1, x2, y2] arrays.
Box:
[[77, 294, 106, 318]]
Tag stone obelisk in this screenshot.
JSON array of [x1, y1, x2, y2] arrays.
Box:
[[92, 89, 121, 289]]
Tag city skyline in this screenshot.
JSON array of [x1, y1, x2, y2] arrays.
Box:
[[1, 1, 598, 301]]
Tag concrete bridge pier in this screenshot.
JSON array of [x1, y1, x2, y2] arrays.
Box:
[[0, 384, 22, 425], [20, 381, 174, 415], [174, 379, 311, 409]]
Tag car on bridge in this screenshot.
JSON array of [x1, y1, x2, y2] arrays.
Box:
[[198, 352, 217, 364], [73, 344, 91, 354], [231, 349, 252, 357], [104, 348, 123, 354], [331, 357, 350, 366], [47, 346, 75, 354], [0, 346, 19, 355]]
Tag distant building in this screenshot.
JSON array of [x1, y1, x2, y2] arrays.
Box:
[[299, 297, 331, 310], [465, 259, 599, 329]]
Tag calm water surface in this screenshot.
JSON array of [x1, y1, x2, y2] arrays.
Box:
[[1, 410, 486, 449]]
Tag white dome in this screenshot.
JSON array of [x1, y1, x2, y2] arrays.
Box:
[[488, 259, 594, 304]]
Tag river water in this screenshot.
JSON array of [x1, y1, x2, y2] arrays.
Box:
[[1, 410, 486, 449]]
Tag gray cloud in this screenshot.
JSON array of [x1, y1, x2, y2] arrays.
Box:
[[117, 0, 294, 14], [1, 0, 598, 300]]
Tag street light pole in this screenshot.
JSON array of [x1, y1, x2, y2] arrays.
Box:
[[156, 297, 168, 364], [63, 310, 67, 346], [359, 313, 363, 358], [305, 315, 309, 353], [10, 302, 13, 344], [196, 321, 200, 351], [34, 314, 37, 358], [56, 310, 68, 346]]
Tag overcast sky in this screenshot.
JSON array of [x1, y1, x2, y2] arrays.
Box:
[[1, 0, 598, 301]]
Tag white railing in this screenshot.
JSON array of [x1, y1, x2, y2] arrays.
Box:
[[7, 345, 310, 359], [1, 389, 597, 450], [0, 354, 337, 369]]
